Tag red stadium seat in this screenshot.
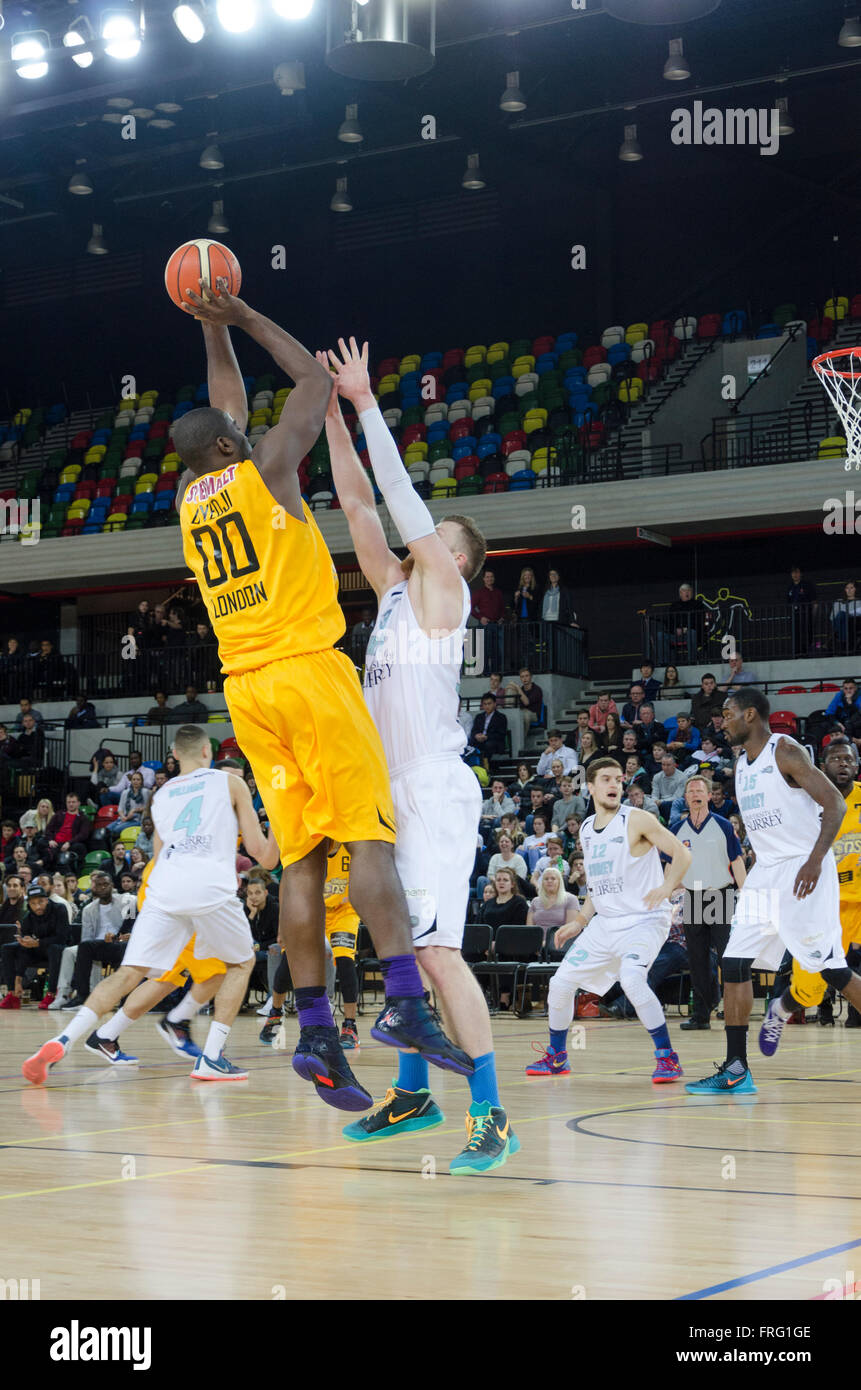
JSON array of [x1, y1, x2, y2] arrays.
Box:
[[582, 345, 607, 369], [532, 336, 555, 356], [501, 431, 527, 453], [94, 805, 119, 825], [375, 357, 399, 378], [697, 313, 722, 339], [777, 685, 808, 694], [218, 738, 242, 759], [637, 360, 661, 383], [450, 418, 475, 442], [442, 348, 464, 370], [769, 711, 798, 735], [482, 473, 509, 493], [851, 294, 861, 320], [453, 459, 478, 480], [401, 423, 427, 445]]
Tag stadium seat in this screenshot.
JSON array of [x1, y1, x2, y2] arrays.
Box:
[[818, 437, 847, 458], [769, 711, 798, 736]]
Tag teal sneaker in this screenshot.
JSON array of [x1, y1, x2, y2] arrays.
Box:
[[685, 1059, 757, 1095], [342, 1084, 444, 1141], [449, 1102, 520, 1175]]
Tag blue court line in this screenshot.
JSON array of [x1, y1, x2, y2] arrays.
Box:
[[677, 1235, 861, 1300]]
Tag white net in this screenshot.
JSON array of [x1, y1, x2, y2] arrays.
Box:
[[813, 348, 861, 471]]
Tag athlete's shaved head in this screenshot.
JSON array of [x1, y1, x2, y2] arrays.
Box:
[[172, 407, 248, 474], [173, 724, 212, 762], [437, 514, 486, 582]]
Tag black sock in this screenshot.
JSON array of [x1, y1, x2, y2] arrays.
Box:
[[726, 1024, 748, 1068]]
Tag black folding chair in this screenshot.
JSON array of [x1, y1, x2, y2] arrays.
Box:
[[461, 921, 492, 965], [521, 926, 566, 1016], [355, 922, 382, 1016], [473, 924, 544, 1013]]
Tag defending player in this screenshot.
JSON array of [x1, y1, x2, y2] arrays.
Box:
[[525, 757, 690, 1083], [758, 735, 861, 1049], [260, 842, 360, 1049], [321, 338, 517, 1173], [169, 283, 471, 1111], [22, 726, 277, 1085], [686, 689, 861, 1094]]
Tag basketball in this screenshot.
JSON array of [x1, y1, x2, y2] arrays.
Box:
[[164, 239, 241, 310]]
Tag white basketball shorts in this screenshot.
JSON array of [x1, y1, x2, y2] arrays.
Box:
[[122, 896, 255, 976], [724, 853, 846, 974], [391, 756, 482, 951], [553, 910, 671, 997]]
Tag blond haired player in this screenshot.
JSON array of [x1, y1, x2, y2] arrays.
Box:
[[260, 842, 361, 1048], [23, 727, 277, 1085], [760, 736, 861, 1047], [167, 281, 471, 1112]]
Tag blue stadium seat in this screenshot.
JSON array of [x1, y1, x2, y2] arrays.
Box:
[[556, 331, 578, 349], [509, 469, 536, 491], [757, 323, 781, 338], [606, 343, 631, 365], [491, 377, 515, 398], [722, 309, 748, 335], [419, 352, 442, 370]]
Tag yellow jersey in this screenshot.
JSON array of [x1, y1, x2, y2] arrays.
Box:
[[180, 458, 345, 674], [324, 848, 351, 913], [833, 782, 861, 905]]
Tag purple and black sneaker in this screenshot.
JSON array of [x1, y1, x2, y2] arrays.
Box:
[[292, 1025, 373, 1112]]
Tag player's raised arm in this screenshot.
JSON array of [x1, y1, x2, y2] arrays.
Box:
[[317, 354, 403, 599], [229, 774, 280, 872], [325, 338, 463, 621], [632, 810, 692, 909], [183, 278, 249, 431], [775, 737, 845, 898], [183, 284, 331, 479]]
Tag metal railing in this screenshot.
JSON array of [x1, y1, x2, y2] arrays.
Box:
[[0, 642, 223, 705], [472, 620, 588, 679], [641, 601, 858, 666]]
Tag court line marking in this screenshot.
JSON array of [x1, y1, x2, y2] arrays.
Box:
[[677, 1237, 861, 1301]]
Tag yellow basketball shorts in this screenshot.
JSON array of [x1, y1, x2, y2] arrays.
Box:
[[224, 648, 396, 868], [157, 935, 227, 989], [790, 905, 861, 1008], [325, 903, 359, 960]]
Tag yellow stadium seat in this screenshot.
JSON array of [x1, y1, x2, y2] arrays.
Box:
[[160, 459, 180, 474], [625, 322, 648, 344], [399, 355, 421, 374], [825, 297, 849, 322], [117, 398, 137, 412], [530, 447, 556, 473], [512, 355, 536, 374], [818, 436, 847, 458], [137, 472, 158, 487], [120, 826, 139, 845], [404, 441, 428, 462], [77, 875, 91, 892], [60, 466, 82, 484], [85, 446, 106, 463], [134, 481, 154, 496], [162, 452, 181, 467], [14, 407, 32, 425], [487, 342, 510, 363], [618, 378, 644, 403], [522, 408, 548, 433], [431, 478, 457, 498]]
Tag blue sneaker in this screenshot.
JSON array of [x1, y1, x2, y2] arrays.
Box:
[[190, 1052, 248, 1081], [292, 1025, 373, 1111], [371, 996, 473, 1076], [156, 1018, 202, 1060], [525, 1044, 570, 1076], [343, 1084, 444, 1141], [84, 1032, 139, 1066], [449, 1103, 521, 1175], [758, 1000, 787, 1057], [685, 1059, 757, 1094]]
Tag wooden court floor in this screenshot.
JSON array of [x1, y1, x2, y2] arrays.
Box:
[[1, 1007, 859, 1301]]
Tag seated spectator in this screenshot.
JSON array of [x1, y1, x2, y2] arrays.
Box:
[[11, 713, 44, 765], [470, 693, 508, 761], [831, 581, 861, 652], [498, 812, 525, 849], [478, 867, 529, 1010], [705, 710, 730, 749], [146, 690, 171, 724], [616, 727, 640, 765], [0, 638, 25, 702], [541, 569, 579, 626], [508, 761, 537, 810], [620, 683, 647, 728], [652, 754, 688, 819], [109, 772, 151, 841], [19, 824, 50, 873], [540, 759, 566, 808], [637, 661, 661, 703], [191, 621, 219, 689], [522, 812, 550, 871], [45, 793, 90, 870], [623, 753, 651, 797], [660, 664, 684, 699], [530, 836, 570, 889], [14, 697, 43, 729], [1, 819, 18, 863], [480, 834, 529, 898], [527, 866, 580, 928], [128, 846, 148, 873], [729, 813, 753, 869], [690, 672, 723, 731], [521, 785, 548, 831], [645, 739, 668, 777], [486, 672, 507, 705], [64, 871, 137, 1007], [49, 872, 76, 924], [152, 769, 169, 794], [536, 730, 578, 778], [552, 775, 586, 831], [625, 782, 661, 818], [566, 709, 591, 755], [115, 749, 156, 793], [66, 696, 98, 730], [33, 638, 67, 701], [665, 712, 701, 761], [588, 691, 618, 733], [166, 685, 209, 725], [109, 841, 130, 886], [636, 704, 666, 751], [480, 778, 516, 828], [91, 750, 123, 805], [0, 875, 26, 948], [19, 797, 54, 835], [709, 778, 738, 820], [63, 873, 88, 919], [560, 814, 582, 857], [601, 713, 623, 759], [721, 652, 756, 692], [245, 877, 280, 997], [691, 735, 731, 776], [0, 724, 19, 764], [8, 844, 32, 879], [568, 853, 588, 903], [163, 754, 180, 780], [505, 667, 544, 730], [578, 729, 602, 772], [0, 884, 71, 1008], [825, 677, 861, 727]]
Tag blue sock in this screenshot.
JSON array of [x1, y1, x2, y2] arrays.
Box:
[[396, 1050, 429, 1092], [649, 1021, 671, 1053], [468, 1051, 500, 1107], [550, 1027, 568, 1055]]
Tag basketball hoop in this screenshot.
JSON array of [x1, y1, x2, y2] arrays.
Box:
[[813, 347, 861, 470]]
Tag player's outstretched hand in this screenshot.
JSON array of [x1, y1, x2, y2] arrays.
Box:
[[642, 886, 668, 911], [315, 352, 342, 421], [181, 276, 250, 326], [324, 336, 375, 410], [793, 855, 822, 899]]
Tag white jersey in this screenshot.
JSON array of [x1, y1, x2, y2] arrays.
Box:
[[363, 575, 470, 775], [147, 768, 238, 913], [579, 804, 666, 921], [735, 733, 823, 868]]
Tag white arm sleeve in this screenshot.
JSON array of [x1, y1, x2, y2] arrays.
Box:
[[359, 405, 436, 546]]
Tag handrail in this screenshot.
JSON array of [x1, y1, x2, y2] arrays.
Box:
[[728, 323, 804, 415], [641, 337, 719, 426]]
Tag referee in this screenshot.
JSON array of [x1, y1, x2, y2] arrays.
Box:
[[671, 774, 747, 1030]]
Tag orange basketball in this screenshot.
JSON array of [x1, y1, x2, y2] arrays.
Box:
[[164, 239, 241, 309]]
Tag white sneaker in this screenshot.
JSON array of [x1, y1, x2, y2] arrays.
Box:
[[48, 995, 70, 1011], [256, 994, 273, 1017]]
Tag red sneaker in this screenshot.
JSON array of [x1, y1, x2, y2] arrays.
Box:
[[652, 1050, 684, 1084], [22, 1040, 65, 1085], [37, 993, 56, 1011], [0, 992, 22, 1010]]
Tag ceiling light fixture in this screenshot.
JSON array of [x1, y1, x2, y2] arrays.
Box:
[[12, 31, 50, 79], [200, 135, 225, 169], [87, 223, 109, 255], [618, 123, 643, 161], [274, 60, 305, 93], [208, 198, 230, 234], [64, 16, 97, 67], [272, 0, 315, 16], [173, 2, 208, 43], [499, 71, 526, 113], [69, 161, 94, 195], [337, 103, 363, 143], [462, 153, 485, 190], [216, 0, 258, 32], [663, 37, 690, 80], [838, 14, 861, 45], [330, 176, 352, 212]]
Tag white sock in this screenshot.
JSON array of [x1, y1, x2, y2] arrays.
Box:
[[54, 1005, 98, 1048], [204, 1020, 230, 1059], [96, 1008, 134, 1042], [773, 994, 794, 1021], [168, 992, 202, 1024]]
